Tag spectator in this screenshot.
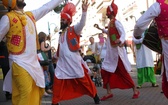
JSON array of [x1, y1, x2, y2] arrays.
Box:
[[95, 33, 107, 65], [95, 1, 140, 101], [38, 32, 53, 96], [92, 33, 107, 81], [51, 1, 100, 105], [86, 37, 96, 55]]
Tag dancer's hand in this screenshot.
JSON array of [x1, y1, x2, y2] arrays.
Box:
[[94, 24, 103, 31], [82, 0, 90, 12], [115, 39, 121, 45], [115, 39, 123, 47], [94, 24, 100, 29]]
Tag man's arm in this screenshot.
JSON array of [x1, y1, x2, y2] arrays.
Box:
[[133, 2, 160, 38], [132, 36, 143, 44], [31, 0, 64, 21], [74, 12, 87, 35], [74, 0, 89, 35], [0, 16, 10, 42], [94, 24, 108, 34]]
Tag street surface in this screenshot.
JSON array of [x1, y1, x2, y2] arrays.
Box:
[[0, 51, 167, 105]]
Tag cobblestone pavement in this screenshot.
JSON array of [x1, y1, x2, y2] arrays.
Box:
[[0, 52, 168, 105]]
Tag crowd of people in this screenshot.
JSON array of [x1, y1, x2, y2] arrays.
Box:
[[0, 0, 168, 105]]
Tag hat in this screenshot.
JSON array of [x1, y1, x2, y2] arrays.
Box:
[[2, 0, 16, 9], [106, 0, 118, 17], [61, 2, 76, 23], [86, 59, 92, 63]]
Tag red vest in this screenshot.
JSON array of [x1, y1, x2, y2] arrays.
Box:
[[155, 0, 168, 38], [108, 18, 120, 47], [67, 26, 80, 52]]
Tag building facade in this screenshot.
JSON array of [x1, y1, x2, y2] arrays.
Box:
[[72, 0, 156, 43]]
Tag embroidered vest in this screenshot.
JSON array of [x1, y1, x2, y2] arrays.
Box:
[[6, 11, 40, 55], [66, 26, 80, 52], [155, 0, 168, 38], [108, 18, 120, 47]]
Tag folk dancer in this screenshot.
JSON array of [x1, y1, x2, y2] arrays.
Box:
[[133, 0, 168, 99], [132, 34, 159, 88], [0, 0, 64, 104], [95, 1, 140, 101], [51, 1, 100, 105]]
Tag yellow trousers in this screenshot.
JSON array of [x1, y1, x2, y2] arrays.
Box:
[[12, 62, 44, 105]]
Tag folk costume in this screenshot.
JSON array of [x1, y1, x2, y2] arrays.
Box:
[[134, 0, 168, 98], [0, 0, 63, 105], [52, 3, 99, 104], [101, 1, 138, 99], [133, 34, 157, 87]]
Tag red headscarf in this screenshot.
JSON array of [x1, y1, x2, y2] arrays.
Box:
[[61, 2, 76, 23], [106, 0, 118, 17]]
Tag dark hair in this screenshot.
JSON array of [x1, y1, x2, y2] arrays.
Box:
[[38, 32, 47, 43], [98, 33, 103, 36], [89, 37, 94, 40]]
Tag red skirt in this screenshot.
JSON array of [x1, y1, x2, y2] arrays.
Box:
[[162, 58, 168, 99], [162, 70, 168, 99], [52, 64, 97, 104], [101, 57, 135, 89]]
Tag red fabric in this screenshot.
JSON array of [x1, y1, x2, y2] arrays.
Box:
[[155, 0, 168, 38], [0, 56, 5, 58], [61, 13, 72, 23], [67, 26, 80, 52], [52, 64, 97, 104], [162, 56, 168, 99], [101, 57, 135, 89], [162, 70, 168, 99], [61, 3, 76, 23], [61, 3, 76, 17], [108, 19, 120, 47], [106, 0, 118, 17]]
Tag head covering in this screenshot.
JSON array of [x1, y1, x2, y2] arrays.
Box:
[[61, 2, 76, 23], [86, 59, 92, 63], [106, 0, 118, 17], [2, 0, 16, 9]]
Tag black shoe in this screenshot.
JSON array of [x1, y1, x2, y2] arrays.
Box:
[[93, 94, 100, 104], [5, 92, 12, 100]]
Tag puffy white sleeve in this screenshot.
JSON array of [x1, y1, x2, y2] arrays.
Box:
[[0, 15, 10, 42], [133, 2, 160, 37], [74, 12, 87, 35], [115, 20, 126, 44], [132, 37, 143, 44], [31, 0, 63, 21]]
